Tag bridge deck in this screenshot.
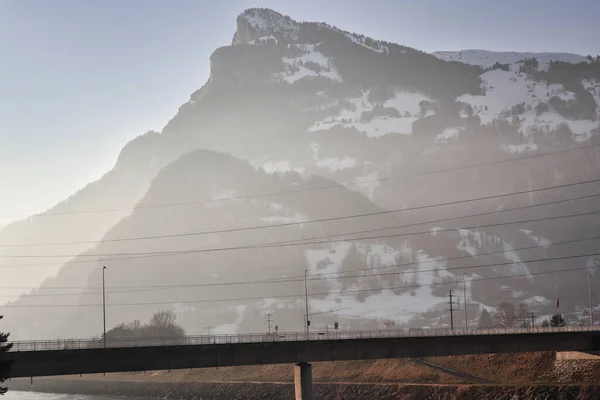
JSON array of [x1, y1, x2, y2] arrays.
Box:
[[2, 327, 600, 378], [8, 326, 600, 352]]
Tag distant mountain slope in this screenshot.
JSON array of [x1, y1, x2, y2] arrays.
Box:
[[432, 49, 589, 67], [0, 131, 164, 296], [7, 149, 581, 339]]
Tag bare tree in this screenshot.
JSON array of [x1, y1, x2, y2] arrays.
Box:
[[149, 310, 177, 329], [494, 302, 517, 328], [517, 303, 530, 328], [126, 319, 142, 332]]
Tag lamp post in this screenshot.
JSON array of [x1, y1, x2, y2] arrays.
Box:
[[304, 269, 309, 336], [462, 273, 468, 331], [102, 266, 107, 349]]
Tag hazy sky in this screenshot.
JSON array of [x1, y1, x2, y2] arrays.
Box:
[[1, 0, 599, 221]]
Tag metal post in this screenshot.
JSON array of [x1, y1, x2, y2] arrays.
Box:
[[462, 273, 468, 331], [102, 266, 107, 349], [448, 290, 454, 331], [304, 269, 309, 336], [589, 274, 593, 326]]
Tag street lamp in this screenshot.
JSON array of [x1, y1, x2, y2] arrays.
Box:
[[102, 266, 107, 349], [304, 269, 309, 336], [462, 273, 468, 331]]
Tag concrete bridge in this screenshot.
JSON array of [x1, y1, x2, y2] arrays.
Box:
[[3, 327, 600, 399]]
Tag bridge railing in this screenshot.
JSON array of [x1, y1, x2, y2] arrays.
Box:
[[9, 325, 600, 352]]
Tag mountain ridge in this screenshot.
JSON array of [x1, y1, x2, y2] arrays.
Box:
[[432, 49, 589, 67]]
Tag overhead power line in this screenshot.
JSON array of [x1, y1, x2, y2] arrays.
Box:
[[253, 191, 600, 248], [1, 142, 599, 220], [2, 187, 597, 270], [1, 232, 597, 291], [2, 206, 598, 260], [2, 175, 599, 248], [2, 258, 597, 308], [2, 248, 599, 299]]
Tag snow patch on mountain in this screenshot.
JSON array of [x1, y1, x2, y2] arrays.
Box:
[[308, 90, 433, 137], [506, 142, 539, 155], [261, 160, 305, 174], [278, 44, 342, 83], [357, 243, 401, 268], [458, 229, 484, 256], [248, 35, 278, 45], [457, 229, 531, 276], [415, 251, 454, 284], [520, 111, 598, 142], [305, 242, 353, 276], [457, 69, 575, 125], [501, 241, 531, 276], [213, 190, 238, 200], [457, 68, 598, 145], [344, 32, 389, 54], [311, 289, 440, 325], [583, 79, 600, 108], [316, 156, 357, 171], [435, 127, 462, 143], [524, 296, 551, 306], [261, 213, 308, 224], [432, 50, 587, 68], [310, 250, 453, 324]]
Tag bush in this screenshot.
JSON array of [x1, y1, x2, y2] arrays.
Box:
[[104, 310, 186, 340]]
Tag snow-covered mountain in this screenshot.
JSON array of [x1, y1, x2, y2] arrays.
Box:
[[3, 8, 600, 338], [432, 49, 589, 68]]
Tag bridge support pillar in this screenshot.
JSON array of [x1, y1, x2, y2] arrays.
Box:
[[294, 362, 313, 400]]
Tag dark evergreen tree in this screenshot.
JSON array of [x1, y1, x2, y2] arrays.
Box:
[[478, 309, 494, 328], [541, 319, 550, 327], [0, 315, 12, 396], [550, 313, 567, 327]]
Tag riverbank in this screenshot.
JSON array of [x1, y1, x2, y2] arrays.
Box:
[[9, 379, 600, 400], [8, 353, 600, 399]]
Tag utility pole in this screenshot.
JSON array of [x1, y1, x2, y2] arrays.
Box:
[[205, 325, 213, 336], [530, 312, 536, 327], [265, 313, 274, 333], [462, 273, 468, 330], [102, 266, 107, 349], [589, 274, 594, 326], [448, 290, 455, 331], [304, 269, 310, 335]]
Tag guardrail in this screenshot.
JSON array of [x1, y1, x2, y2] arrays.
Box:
[[8, 325, 600, 352]]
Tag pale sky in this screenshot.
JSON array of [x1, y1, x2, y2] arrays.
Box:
[[1, 0, 599, 221]]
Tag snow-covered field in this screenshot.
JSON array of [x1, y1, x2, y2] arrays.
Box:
[[308, 90, 434, 137], [457, 69, 575, 125], [457, 67, 598, 146]]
